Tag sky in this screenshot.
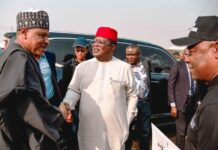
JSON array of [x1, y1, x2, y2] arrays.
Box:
[[0, 0, 217, 48]]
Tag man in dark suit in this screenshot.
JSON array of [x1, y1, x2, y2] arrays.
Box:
[[168, 49, 196, 150]]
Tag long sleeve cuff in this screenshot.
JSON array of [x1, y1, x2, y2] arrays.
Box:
[[170, 102, 176, 107], [63, 89, 80, 110]]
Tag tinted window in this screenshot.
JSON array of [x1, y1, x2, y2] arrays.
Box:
[[47, 39, 75, 64], [47, 38, 93, 64], [139, 46, 174, 73], [114, 42, 174, 74]]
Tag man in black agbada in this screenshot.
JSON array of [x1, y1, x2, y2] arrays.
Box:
[[0, 9, 65, 150]]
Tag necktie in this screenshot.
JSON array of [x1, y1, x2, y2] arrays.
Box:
[[191, 79, 195, 95]]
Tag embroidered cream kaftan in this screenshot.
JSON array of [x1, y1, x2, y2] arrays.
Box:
[[64, 57, 138, 150]]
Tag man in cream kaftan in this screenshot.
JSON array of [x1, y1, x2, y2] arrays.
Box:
[[60, 26, 138, 150], [63, 57, 138, 150]]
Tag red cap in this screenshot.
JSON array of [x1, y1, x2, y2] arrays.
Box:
[[95, 27, 118, 42]]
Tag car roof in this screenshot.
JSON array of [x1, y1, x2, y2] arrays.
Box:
[[4, 31, 166, 52]]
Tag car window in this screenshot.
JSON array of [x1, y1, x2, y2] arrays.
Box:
[[139, 45, 174, 73], [47, 38, 74, 64], [113, 42, 174, 74], [47, 38, 93, 64]]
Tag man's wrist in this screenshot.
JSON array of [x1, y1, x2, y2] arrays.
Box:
[[62, 102, 70, 110]]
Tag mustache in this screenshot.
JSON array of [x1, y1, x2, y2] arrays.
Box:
[[42, 43, 48, 49], [92, 48, 100, 51]]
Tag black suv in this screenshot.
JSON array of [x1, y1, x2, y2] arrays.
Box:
[[5, 32, 176, 130]]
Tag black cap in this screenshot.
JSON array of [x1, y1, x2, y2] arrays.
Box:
[[171, 16, 218, 46]]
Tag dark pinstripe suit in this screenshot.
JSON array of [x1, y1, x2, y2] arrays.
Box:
[[168, 60, 191, 149]]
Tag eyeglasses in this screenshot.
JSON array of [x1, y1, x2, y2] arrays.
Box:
[[75, 50, 86, 53], [91, 40, 113, 46]]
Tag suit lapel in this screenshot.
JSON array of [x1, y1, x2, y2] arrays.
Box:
[[182, 61, 190, 89]]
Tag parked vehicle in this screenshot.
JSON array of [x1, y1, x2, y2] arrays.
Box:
[[4, 32, 176, 130]]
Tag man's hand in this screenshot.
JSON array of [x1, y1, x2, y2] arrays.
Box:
[[170, 106, 177, 119], [59, 102, 73, 123]]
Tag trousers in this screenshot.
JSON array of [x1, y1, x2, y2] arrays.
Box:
[[125, 98, 151, 150]]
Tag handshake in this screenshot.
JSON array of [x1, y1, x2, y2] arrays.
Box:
[[59, 102, 73, 123]]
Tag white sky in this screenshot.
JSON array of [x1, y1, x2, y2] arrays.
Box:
[[0, 0, 217, 48]]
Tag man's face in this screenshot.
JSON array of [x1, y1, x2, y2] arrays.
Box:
[[74, 46, 88, 62], [186, 41, 214, 80], [178, 51, 184, 60], [24, 28, 49, 59], [92, 37, 115, 61], [125, 48, 140, 65]]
